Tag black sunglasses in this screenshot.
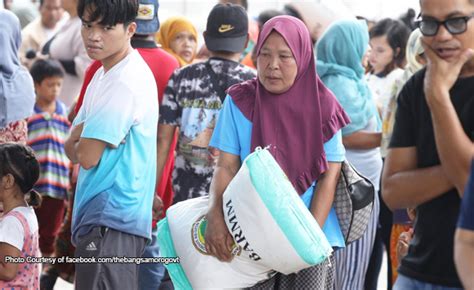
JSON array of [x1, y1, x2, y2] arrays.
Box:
[[416, 13, 474, 36]]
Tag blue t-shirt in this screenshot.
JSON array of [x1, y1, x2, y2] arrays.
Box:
[[71, 51, 158, 245], [210, 96, 346, 248], [458, 160, 474, 231]]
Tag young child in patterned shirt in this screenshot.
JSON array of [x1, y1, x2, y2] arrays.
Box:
[[0, 143, 42, 289], [27, 59, 70, 257]]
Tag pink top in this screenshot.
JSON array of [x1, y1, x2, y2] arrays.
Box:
[[0, 210, 40, 290]]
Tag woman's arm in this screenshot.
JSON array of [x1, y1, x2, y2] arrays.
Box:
[[0, 243, 21, 281], [310, 162, 341, 227], [342, 131, 382, 150], [205, 151, 241, 262]]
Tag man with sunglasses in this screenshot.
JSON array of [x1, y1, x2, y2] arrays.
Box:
[[382, 0, 474, 289]]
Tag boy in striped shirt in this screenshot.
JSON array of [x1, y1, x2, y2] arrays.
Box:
[[27, 59, 70, 258]]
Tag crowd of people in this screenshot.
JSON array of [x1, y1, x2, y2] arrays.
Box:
[[0, 0, 473, 289]]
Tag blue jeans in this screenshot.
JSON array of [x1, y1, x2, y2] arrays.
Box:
[[394, 274, 463, 290], [138, 226, 165, 290]]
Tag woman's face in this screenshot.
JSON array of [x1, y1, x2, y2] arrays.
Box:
[[169, 31, 197, 64], [369, 35, 394, 74], [257, 31, 298, 94]]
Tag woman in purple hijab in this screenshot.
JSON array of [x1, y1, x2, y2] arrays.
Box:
[[205, 16, 350, 289]]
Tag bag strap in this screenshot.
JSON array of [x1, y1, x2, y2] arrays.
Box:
[[205, 60, 227, 103]]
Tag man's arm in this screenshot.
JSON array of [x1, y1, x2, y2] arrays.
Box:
[[422, 41, 474, 194], [382, 147, 454, 210], [428, 98, 473, 194], [64, 123, 107, 170], [75, 138, 107, 170], [455, 228, 474, 290], [65, 123, 83, 164], [205, 151, 241, 262], [156, 124, 177, 186], [342, 131, 382, 150]]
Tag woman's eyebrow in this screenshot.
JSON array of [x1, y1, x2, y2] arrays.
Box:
[[277, 49, 292, 54]]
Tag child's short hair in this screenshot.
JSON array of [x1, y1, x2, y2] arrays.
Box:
[[0, 143, 41, 207], [29, 59, 64, 84], [78, 0, 138, 27]]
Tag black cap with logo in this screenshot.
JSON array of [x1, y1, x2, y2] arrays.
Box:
[[204, 3, 249, 53]]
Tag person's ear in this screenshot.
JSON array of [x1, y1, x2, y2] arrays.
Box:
[[2, 174, 16, 190], [127, 22, 137, 37]]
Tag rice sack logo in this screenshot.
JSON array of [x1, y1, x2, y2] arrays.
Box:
[[191, 215, 241, 257]]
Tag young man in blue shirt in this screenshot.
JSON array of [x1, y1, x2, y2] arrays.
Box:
[[65, 0, 158, 289]]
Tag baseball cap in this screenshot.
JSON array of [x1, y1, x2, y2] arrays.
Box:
[[204, 3, 248, 53], [135, 0, 159, 35]]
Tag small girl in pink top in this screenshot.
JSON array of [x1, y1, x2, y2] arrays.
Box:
[[0, 143, 42, 290]]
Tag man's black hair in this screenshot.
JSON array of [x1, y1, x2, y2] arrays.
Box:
[[399, 8, 417, 31], [77, 0, 138, 27], [29, 59, 64, 84], [258, 9, 284, 29], [282, 5, 302, 21]]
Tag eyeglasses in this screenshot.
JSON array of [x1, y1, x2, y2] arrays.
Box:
[[416, 13, 474, 36]]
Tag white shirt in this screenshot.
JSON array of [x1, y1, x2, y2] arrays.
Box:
[[366, 68, 404, 118], [71, 50, 158, 244], [0, 207, 39, 251]]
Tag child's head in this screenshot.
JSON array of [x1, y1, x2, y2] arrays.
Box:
[[30, 59, 64, 104], [0, 143, 41, 207]]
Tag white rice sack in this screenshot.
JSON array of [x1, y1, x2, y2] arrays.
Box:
[[157, 148, 332, 289], [158, 196, 273, 290], [222, 148, 333, 274]]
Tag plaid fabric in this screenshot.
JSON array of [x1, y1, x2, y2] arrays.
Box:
[[334, 160, 375, 244]]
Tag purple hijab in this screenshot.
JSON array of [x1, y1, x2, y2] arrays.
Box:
[[228, 16, 350, 194]]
